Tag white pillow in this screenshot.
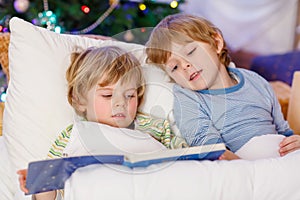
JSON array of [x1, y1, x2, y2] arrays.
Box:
[[3, 17, 175, 197], [139, 65, 179, 135]]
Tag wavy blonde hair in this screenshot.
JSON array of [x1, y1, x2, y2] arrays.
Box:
[[146, 13, 231, 70], [66, 46, 145, 117]]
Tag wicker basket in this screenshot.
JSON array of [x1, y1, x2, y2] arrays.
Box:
[[0, 32, 10, 81], [0, 33, 9, 136]]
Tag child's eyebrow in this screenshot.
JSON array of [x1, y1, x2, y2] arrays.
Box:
[[96, 87, 137, 92], [96, 87, 113, 91], [125, 88, 137, 91], [182, 44, 193, 52]]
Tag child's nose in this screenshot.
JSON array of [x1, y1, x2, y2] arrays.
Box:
[[113, 97, 126, 107], [183, 63, 191, 70]]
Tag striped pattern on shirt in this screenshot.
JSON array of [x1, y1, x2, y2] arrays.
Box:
[[173, 67, 292, 152]]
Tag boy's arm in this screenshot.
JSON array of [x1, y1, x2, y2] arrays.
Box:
[[47, 124, 73, 159], [267, 82, 293, 136], [264, 81, 300, 155], [17, 169, 58, 200], [173, 86, 223, 147], [17, 125, 73, 199], [136, 113, 189, 149], [136, 112, 173, 148]]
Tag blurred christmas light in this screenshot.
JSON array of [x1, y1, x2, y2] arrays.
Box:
[[140, 27, 146, 33], [66, 0, 119, 34], [13, 0, 30, 13], [0, 85, 7, 102], [170, 1, 178, 8], [0, 91, 6, 102], [81, 5, 90, 14], [139, 3, 146, 11], [38, 10, 57, 30], [32, 18, 39, 25], [0, 0, 183, 36], [45, 10, 53, 17], [54, 26, 62, 33]]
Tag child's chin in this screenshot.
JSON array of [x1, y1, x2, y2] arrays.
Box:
[[112, 121, 132, 129]]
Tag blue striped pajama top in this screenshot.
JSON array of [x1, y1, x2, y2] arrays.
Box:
[[173, 67, 293, 152]]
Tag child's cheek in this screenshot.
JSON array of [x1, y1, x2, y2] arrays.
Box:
[[128, 99, 138, 115]]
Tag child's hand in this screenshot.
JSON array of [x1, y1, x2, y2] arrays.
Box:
[[17, 169, 29, 194], [219, 149, 240, 160], [279, 135, 300, 156]]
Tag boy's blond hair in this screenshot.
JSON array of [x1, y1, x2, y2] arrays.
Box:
[[146, 13, 231, 70], [66, 46, 145, 117]]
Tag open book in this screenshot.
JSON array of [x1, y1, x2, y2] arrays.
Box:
[[25, 143, 225, 195]]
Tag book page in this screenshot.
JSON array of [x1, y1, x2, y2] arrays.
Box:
[[65, 121, 166, 156], [126, 143, 225, 163]]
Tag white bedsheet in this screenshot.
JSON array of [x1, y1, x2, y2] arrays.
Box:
[[0, 137, 14, 199], [65, 149, 300, 200], [0, 137, 34, 200]]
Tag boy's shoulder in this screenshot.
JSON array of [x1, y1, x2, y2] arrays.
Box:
[[233, 67, 269, 84]]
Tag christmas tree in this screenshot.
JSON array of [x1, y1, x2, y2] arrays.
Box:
[[0, 0, 184, 44], [0, 0, 184, 101]]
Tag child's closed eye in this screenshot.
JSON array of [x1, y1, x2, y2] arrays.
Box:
[[101, 94, 112, 98], [171, 65, 178, 72], [124, 90, 137, 99], [126, 94, 136, 98], [187, 47, 196, 56]]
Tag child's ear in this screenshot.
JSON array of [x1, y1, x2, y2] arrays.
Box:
[[214, 33, 224, 54], [77, 104, 86, 113], [74, 98, 87, 113]]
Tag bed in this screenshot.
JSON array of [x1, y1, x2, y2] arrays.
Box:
[[1, 17, 300, 200]]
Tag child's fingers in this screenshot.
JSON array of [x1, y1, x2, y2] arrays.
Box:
[[17, 169, 29, 194], [279, 146, 297, 156], [280, 135, 300, 148], [218, 154, 225, 160], [20, 184, 29, 194], [280, 144, 299, 156], [279, 139, 300, 156], [218, 150, 239, 160], [17, 169, 27, 176]]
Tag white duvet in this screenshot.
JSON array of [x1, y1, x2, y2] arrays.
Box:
[[2, 121, 300, 200], [64, 149, 300, 200], [62, 122, 300, 200]]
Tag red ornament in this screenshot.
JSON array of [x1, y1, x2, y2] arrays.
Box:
[[81, 5, 90, 14]]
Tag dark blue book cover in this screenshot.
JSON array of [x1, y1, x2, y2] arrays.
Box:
[[26, 155, 124, 195], [26, 143, 225, 195]]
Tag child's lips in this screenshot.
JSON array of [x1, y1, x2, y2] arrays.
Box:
[[189, 70, 202, 81], [112, 113, 126, 118]]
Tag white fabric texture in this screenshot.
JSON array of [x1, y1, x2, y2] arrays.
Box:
[[2, 17, 174, 199], [64, 149, 300, 200], [0, 137, 14, 200], [180, 0, 298, 54], [236, 134, 285, 160], [63, 120, 166, 157]]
